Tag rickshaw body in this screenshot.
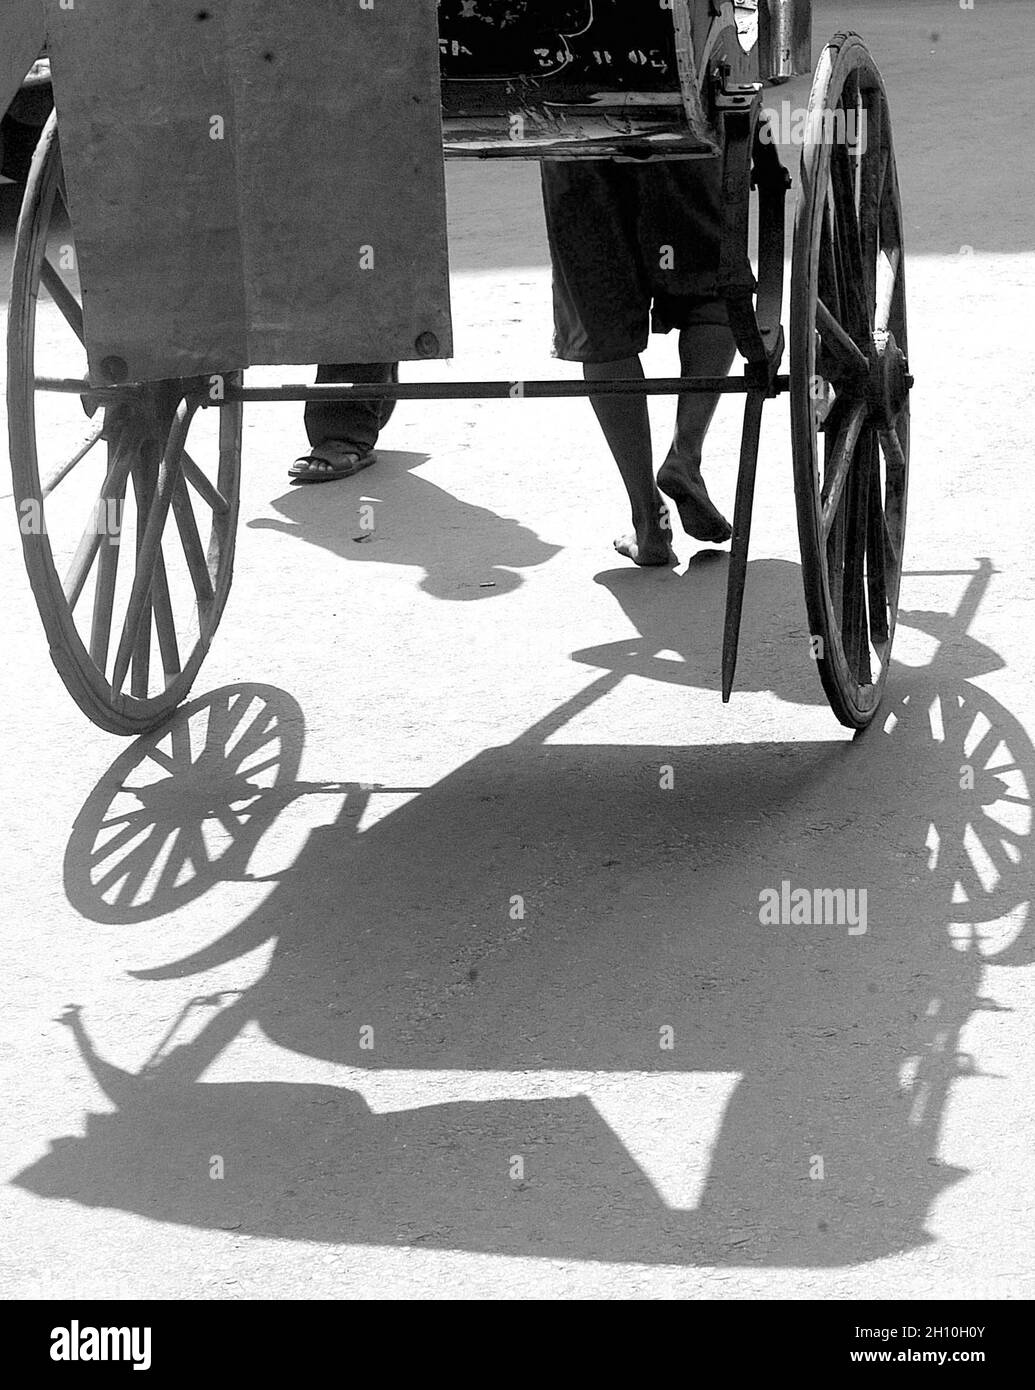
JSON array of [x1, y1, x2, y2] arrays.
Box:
[[4, 0, 910, 734]]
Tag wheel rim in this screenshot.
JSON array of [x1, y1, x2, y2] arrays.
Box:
[[791, 34, 910, 729], [7, 115, 242, 735]]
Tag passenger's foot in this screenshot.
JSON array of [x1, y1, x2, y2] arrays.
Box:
[[614, 501, 677, 567], [657, 462, 732, 543], [289, 440, 376, 484]]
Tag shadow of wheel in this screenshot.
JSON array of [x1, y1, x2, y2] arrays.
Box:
[[871, 682, 1034, 963], [64, 685, 304, 923]]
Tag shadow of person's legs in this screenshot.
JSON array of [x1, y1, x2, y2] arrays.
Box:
[[249, 450, 561, 600]]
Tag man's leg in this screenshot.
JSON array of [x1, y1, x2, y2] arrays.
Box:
[[656, 317, 737, 543], [304, 361, 399, 453], [584, 357, 674, 567]]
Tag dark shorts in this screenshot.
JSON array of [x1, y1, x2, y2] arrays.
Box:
[[540, 158, 728, 363]]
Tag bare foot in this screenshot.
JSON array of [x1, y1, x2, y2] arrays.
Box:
[[657, 463, 732, 543], [614, 502, 677, 567]]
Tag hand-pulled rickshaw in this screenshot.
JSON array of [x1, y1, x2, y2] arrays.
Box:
[[3, 1, 911, 734]]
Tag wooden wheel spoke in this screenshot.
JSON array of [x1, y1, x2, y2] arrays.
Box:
[[830, 139, 873, 342], [128, 608, 152, 698], [821, 400, 868, 538], [181, 451, 229, 515], [61, 445, 136, 609], [841, 429, 873, 686], [41, 419, 106, 497], [111, 404, 197, 694], [150, 549, 183, 687], [816, 298, 869, 380], [56, 161, 70, 215], [819, 197, 842, 320], [865, 447, 890, 648], [879, 156, 903, 242], [88, 460, 130, 670], [878, 427, 906, 555], [171, 474, 216, 607], [39, 257, 85, 345], [858, 91, 884, 309], [123, 451, 158, 701], [878, 425, 907, 478], [875, 246, 902, 334], [131, 560, 154, 702]]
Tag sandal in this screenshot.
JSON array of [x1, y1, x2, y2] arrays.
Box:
[[289, 440, 377, 484]]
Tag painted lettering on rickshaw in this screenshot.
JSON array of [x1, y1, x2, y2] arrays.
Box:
[[438, 0, 680, 85]]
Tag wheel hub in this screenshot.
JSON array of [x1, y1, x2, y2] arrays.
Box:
[[867, 330, 910, 429]]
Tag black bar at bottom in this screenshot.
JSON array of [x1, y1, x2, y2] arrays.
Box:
[[12, 1299, 1025, 1370]]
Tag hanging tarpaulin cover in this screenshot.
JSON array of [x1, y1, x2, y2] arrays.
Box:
[[44, 0, 453, 384]]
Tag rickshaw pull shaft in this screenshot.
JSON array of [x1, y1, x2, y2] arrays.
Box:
[[218, 377, 792, 405], [33, 375, 792, 405]]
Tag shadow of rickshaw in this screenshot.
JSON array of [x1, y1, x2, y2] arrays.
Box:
[[17, 557, 1031, 1266]]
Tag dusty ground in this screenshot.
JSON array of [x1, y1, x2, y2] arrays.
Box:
[[0, 1, 1033, 1299]]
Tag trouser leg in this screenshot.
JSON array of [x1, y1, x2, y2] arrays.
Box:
[[304, 361, 399, 451]]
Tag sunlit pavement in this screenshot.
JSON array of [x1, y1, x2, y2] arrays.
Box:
[[1, 2, 1033, 1298]]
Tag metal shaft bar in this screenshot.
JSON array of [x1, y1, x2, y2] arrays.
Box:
[[35, 375, 792, 404], [36, 378, 130, 395], [221, 376, 791, 403], [721, 390, 767, 704]]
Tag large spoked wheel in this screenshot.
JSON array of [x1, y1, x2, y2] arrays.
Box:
[[791, 33, 910, 729], [7, 114, 243, 736]]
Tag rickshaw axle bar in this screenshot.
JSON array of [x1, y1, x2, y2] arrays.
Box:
[[223, 377, 790, 403], [34, 375, 791, 403]]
